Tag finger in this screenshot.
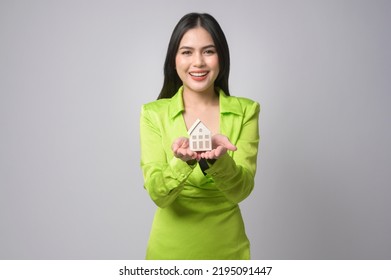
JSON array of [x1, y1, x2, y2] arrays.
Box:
[[199, 151, 210, 159], [177, 148, 197, 160], [172, 142, 179, 152], [201, 150, 217, 160], [225, 143, 237, 151], [214, 146, 227, 158], [218, 137, 237, 151], [171, 138, 182, 151], [182, 138, 190, 148], [213, 135, 237, 150]]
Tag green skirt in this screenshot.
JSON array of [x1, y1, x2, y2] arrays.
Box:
[[146, 189, 250, 260]]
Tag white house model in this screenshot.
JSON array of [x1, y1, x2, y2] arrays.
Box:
[[187, 119, 212, 151]]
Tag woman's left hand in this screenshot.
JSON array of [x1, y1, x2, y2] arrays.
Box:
[[199, 134, 237, 160], [172, 137, 199, 162]]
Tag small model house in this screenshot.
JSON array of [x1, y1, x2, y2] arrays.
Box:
[[187, 119, 212, 151]]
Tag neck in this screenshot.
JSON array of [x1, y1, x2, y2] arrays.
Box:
[[182, 87, 218, 109]]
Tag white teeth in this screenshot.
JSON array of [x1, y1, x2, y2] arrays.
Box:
[[190, 72, 207, 77]]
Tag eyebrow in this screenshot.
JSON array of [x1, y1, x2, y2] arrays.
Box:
[[178, 44, 216, 50]]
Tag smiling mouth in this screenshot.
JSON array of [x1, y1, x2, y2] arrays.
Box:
[[189, 72, 208, 77]]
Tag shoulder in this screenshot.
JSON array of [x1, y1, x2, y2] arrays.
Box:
[[218, 88, 260, 114], [233, 96, 260, 121], [234, 96, 260, 109], [141, 98, 174, 119], [140, 99, 171, 125], [142, 98, 171, 112], [220, 92, 260, 117], [227, 96, 260, 128], [142, 87, 184, 118]]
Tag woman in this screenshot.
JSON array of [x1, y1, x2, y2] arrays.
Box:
[[140, 12, 260, 259]]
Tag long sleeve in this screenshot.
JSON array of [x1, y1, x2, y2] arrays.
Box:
[[205, 100, 260, 204], [140, 104, 196, 208]]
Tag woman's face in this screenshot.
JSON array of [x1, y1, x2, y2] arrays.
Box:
[[175, 27, 219, 95]]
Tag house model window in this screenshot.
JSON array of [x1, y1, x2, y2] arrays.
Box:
[[187, 118, 212, 151]]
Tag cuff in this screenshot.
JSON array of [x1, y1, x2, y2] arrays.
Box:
[[204, 153, 236, 179], [169, 156, 197, 182]]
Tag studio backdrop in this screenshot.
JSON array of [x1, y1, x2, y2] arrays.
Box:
[[1, 0, 390, 259]]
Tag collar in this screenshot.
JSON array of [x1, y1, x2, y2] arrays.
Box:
[[168, 87, 185, 119], [218, 88, 243, 116], [168, 86, 243, 119]]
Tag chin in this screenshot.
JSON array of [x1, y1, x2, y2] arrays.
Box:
[[187, 83, 215, 94]]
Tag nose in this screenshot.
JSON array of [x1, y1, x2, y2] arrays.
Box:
[[193, 52, 205, 67]]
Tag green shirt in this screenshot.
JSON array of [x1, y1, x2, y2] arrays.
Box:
[[140, 87, 260, 259]]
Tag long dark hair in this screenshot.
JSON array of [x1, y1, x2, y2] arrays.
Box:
[[157, 13, 230, 99]]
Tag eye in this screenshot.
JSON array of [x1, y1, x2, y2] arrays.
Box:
[[204, 49, 216, 55], [181, 50, 192, 55]]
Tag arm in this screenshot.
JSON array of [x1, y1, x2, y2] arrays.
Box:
[[140, 105, 196, 208], [205, 101, 260, 204]]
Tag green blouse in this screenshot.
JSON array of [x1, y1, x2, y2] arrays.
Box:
[[140, 87, 260, 259]]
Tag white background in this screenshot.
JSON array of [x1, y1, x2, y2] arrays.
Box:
[[1, 0, 390, 259]]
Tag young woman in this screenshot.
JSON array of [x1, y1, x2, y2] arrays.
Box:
[[140, 13, 260, 259]]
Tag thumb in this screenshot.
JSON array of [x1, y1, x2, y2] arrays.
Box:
[[221, 136, 237, 151], [225, 141, 237, 151], [172, 137, 185, 151]]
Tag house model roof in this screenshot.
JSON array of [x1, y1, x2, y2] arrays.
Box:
[[187, 118, 210, 135]]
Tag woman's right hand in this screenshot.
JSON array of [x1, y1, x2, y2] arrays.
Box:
[[172, 137, 199, 162]]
